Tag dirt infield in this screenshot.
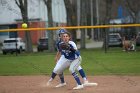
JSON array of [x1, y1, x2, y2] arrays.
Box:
[[0, 75, 140, 93]]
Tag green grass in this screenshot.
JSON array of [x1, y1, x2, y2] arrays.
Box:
[[0, 48, 140, 76], [81, 48, 140, 75]]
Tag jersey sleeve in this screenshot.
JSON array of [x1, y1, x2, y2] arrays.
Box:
[[68, 41, 78, 50]]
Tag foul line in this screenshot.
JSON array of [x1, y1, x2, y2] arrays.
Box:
[[0, 24, 140, 32]]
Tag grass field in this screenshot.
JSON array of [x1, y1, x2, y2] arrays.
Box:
[[0, 48, 140, 76]]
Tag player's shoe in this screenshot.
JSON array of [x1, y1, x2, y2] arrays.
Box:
[[83, 80, 98, 87], [46, 81, 51, 86], [55, 82, 66, 88], [73, 84, 84, 90]]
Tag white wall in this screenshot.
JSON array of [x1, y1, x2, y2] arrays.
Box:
[[0, 0, 66, 24], [52, 0, 66, 23]]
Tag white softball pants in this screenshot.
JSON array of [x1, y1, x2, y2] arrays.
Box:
[[53, 55, 82, 74]]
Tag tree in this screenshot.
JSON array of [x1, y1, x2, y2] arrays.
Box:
[[123, 0, 140, 33], [80, 0, 87, 49], [43, 0, 55, 52], [123, 0, 140, 23], [103, 0, 113, 52], [15, 0, 33, 52], [64, 0, 77, 42]]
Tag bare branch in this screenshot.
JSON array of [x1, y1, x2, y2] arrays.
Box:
[[43, 0, 47, 6], [19, 0, 24, 8], [126, 1, 136, 13], [15, 0, 20, 7], [15, 0, 24, 11], [124, 0, 136, 19]]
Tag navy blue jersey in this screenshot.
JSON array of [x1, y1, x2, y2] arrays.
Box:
[[56, 40, 62, 51]]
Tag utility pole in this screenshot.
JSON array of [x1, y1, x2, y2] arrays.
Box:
[[77, 0, 80, 26], [77, 0, 81, 42], [96, 0, 100, 40], [80, 0, 86, 49], [90, 0, 94, 40]]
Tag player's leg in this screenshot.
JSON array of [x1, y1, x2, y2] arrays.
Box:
[[77, 66, 87, 81], [46, 66, 60, 86], [47, 56, 67, 86], [56, 56, 66, 87], [77, 66, 88, 84], [58, 73, 65, 84], [76, 56, 87, 81], [77, 57, 98, 87], [77, 65, 98, 86], [47, 72, 66, 87], [48, 56, 71, 87], [55, 58, 71, 87], [69, 57, 83, 89], [55, 73, 67, 87]]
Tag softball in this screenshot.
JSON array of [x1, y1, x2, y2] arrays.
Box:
[[22, 23, 28, 28]]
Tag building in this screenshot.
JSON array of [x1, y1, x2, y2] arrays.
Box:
[[0, 0, 66, 44]]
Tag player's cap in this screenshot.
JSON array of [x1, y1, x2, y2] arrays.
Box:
[[58, 28, 67, 36]]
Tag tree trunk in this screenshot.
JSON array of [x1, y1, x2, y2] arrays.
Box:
[[80, 0, 86, 49], [15, 0, 33, 52], [135, 13, 140, 34], [103, 0, 113, 52], [64, 0, 77, 43], [124, 0, 140, 34], [44, 0, 55, 52]]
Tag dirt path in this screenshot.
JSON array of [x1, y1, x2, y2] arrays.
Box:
[[0, 75, 140, 93]]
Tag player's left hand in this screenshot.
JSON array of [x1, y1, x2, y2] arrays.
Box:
[[59, 42, 70, 50]]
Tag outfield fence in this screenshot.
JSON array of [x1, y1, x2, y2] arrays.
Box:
[[0, 24, 140, 32], [0, 24, 140, 53]]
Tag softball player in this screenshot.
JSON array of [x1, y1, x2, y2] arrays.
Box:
[[47, 29, 97, 89], [58, 32, 83, 89], [55, 29, 89, 87]]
